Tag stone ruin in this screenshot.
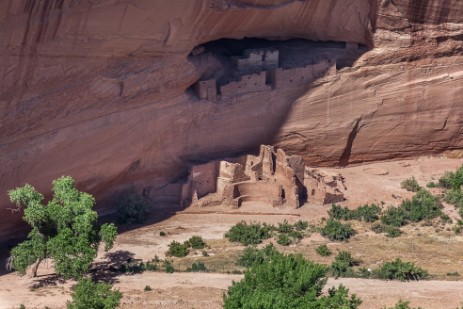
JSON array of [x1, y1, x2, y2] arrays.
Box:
[[194, 48, 337, 101], [180, 145, 345, 209]]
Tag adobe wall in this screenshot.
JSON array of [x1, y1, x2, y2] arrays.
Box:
[[270, 59, 336, 88], [195, 79, 217, 101], [232, 48, 279, 73], [220, 72, 271, 98], [182, 161, 219, 201]]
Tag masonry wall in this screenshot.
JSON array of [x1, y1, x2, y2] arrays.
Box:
[[195, 79, 217, 101], [233, 48, 279, 73], [270, 60, 335, 88], [220, 72, 271, 98]]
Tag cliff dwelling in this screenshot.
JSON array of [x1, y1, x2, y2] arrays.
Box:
[[188, 38, 367, 102]]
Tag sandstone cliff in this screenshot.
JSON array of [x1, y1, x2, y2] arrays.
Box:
[[1, 0, 463, 239]]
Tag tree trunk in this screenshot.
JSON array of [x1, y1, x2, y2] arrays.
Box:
[[30, 258, 42, 278]]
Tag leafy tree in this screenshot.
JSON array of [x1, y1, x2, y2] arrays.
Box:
[[186, 235, 206, 249], [67, 278, 122, 309], [8, 176, 117, 279], [224, 250, 361, 309], [320, 219, 355, 241], [236, 244, 278, 268]]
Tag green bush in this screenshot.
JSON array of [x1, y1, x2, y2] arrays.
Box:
[[237, 244, 278, 268], [315, 244, 332, 257], [116, 188, 147, 225], [166, 241, 189, 257], [159, 231, 166, 236], [277, 233, 292, 246], [294, 220, 309, 231], [401, 177, 421, 192], [382, 300, 424, 309], [187, 262, 207, 272], [330, 251, 360, 278], [67, 279, 122, 309], [144, 285, 152, 291], [373, 258, 428, 281], [320, 219, 355, 241], [277, 219, 293, 233], [224, 250, 362, 308], [164, 261, 175, 273], [225, 221, 272, 246], [381, 206, 407, 227], [187, 236, 206, 249], [385, 225, 402, 238], [426, 181, 437, 188], [328, 204, 381, 222]]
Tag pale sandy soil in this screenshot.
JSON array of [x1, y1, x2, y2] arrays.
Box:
[[1, 156, 463, 309]]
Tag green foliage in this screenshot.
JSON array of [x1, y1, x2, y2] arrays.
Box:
[[438, 166, 463, 190], [426, 181, 437, 188], [187, 236, 206, 249], [116, 189, 147, 225], [315, 244, 332, 257], [144, 285, 152, 291], [164, 261, 175, 273], [224, 250, 361, 309], [8, 176, 116, 279], [276, 233, 292, 246], [67, 278, 122, 309], [328, 204, 381, 222], [236, 244, 278, 268], [373, 258, 428, 281], [330, 251, 360, 278], [224, 221, 272, 246], [166, 241, 189, 257], [159, 231, 166, 237], [294, 220, 309, 231], [320, 219, 355, 241], [19, 305, 26, 309], [381, 189, 442, 227], [401, 177, 421, 192], [382, 300, 424, 309], [277, 220, 293, 233], [187, 262, 207, 272], [385, 225, 402, 238]]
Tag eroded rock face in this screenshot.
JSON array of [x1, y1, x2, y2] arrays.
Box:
[[1, 0, 463, 239]]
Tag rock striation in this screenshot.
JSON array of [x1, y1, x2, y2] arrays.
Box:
[[1, 0, 463, 239]]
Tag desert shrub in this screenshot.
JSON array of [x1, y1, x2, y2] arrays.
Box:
[[224, 250, 362, 309], [116, 188, 147, 225], [166, 241, 189, 257], [315, 244, 332, 257], [67, 278, 122, 309], [385, 225, 402, 238], [237, 244, 278, 268], [294, 220, 309, 231], [225, 221, 272, 246], [164, 261, 175, 273], [356, 267, 371, 278], [202, 250, 209, 257], [277, 219, 293, 233], [144, 285, 152, 291], [187, 236, 206, 249], [330, 251, 360, 278], [382, 300, 424, 309], [371, 223, 386, 233], [159, 231, 166, 236], [401, 177, 421, 192], [328, 204, 352, 220], [328, 204, 380, 222], [320, 219, 355, 241], [187, 262, 207, 272], [402, 189, 442, 222], [355, 204, 382, 222], [373, 258, 428, 281], [277, 233, 292, 246], [447, 271, 460, 277], [381, 206, 407, 227], [438, 171, 454, 189]]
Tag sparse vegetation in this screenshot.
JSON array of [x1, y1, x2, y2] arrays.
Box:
[[144, 285, 152, 291], [330, 251, 360, 278], [116, 188, 148, 225], [224, 250, 362, 308], [320, 219, 356, 241], [276, 233, 292, 246], [328, 204, 381, 222], [67, 278, 122, 309], [224, 221, 272, 246], [385, 225, 402, 238], [187, 262, 207, 272], [7, 176, 117, 279], [315, 244, 332, 257], [373, 258, 428, 281], [401, 177, 421, 192], [382, 300, 424, 309]]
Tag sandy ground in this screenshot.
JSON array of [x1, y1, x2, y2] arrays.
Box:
[[1, 155, 463, 309]]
